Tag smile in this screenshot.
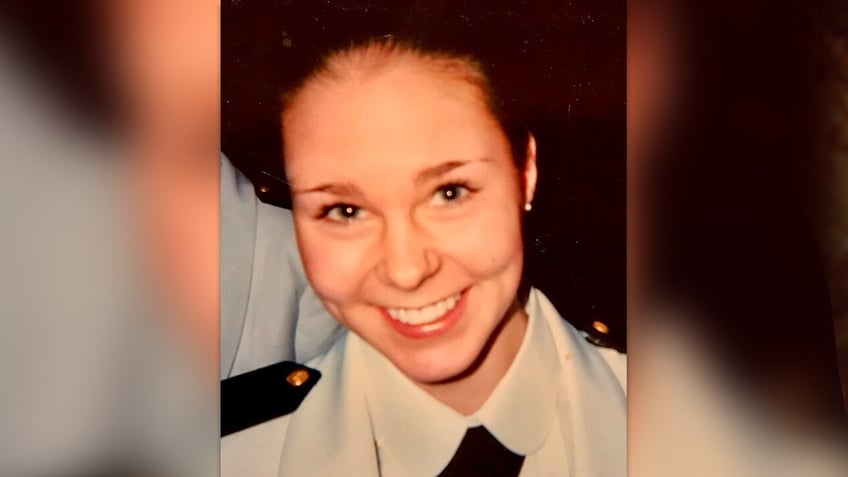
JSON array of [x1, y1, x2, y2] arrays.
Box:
[[380, 289, 470, 340], [386, 293, 462, 325]]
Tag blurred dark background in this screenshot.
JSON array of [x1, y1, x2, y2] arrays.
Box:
[[222, 0, 627, 350], [0, 1, 120, 132], [645, 0, 847, 419]]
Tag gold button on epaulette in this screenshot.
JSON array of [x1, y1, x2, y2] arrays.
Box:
[[286, 369, 310, 387], [582, 318, 624, 352]]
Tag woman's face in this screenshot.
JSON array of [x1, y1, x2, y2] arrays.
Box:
[[284, 57, 536, 385]]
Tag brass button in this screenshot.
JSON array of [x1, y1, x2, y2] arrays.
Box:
[[259, 186, 270, 194], [591, 320, 609, 334], [286, 369, 310, 387]]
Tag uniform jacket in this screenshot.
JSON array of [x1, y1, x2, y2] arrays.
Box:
[[221, 288, 626, 476]]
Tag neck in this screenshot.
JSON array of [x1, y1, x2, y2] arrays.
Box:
[[419, 301, 528, 415]]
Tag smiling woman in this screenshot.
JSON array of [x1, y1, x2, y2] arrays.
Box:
[[221, 2, 625, 476], [284, 39, 536, 413]]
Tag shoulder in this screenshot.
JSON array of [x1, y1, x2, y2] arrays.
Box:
[[221, 154, 301, 376], [221, 153, 259, 212], [221, 337, 346, 437], [221, 360, 321, 437], [221, 361, 321, 476], [528, 287, 627, 392], [578, 316, 626, 393], [220, 152, 297, 263], [221, 340, 351, 477], [220, 154, 259, 378], [221, 412, 292, 477], [593, 346, 627, 393]]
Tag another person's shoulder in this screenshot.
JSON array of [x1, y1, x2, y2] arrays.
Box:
[[220, 360, 321, 476], [220, 336, 349, 477], [221, 360, 322, 438], [220, 334, 345, 438]]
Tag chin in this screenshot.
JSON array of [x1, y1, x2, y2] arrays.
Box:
[[393, 346, 482, 385]]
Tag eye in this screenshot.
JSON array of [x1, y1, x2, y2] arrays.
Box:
[[431, 183, 470, 206], [321, 203, 365, 223]]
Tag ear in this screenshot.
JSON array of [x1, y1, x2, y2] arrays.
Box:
[[523, 133, 538, 205]]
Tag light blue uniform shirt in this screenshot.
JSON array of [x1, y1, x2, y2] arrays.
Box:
[[220, 155, 342, 379]]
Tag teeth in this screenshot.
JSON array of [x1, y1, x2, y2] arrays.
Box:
[[386, 293, 461, 325]]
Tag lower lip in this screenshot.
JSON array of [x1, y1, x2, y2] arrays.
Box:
[[380, 288, 470, 340]]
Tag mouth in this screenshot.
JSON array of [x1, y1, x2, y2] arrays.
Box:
[[385, 293, 461, 325], [380, 288, 470, 339]]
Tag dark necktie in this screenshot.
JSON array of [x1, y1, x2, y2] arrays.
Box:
[[437, 426, 525, 477]]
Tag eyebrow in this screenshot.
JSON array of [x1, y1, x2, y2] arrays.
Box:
[[292, 158, 490, 196], [291, 181, 365, 198], [415, 158, 490, 185]]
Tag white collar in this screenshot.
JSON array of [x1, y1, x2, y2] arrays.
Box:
[[355, 293, 561, 476], [278, 288, 627, 477]]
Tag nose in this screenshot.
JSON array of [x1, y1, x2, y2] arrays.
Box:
[[377, 218, 441, 291]]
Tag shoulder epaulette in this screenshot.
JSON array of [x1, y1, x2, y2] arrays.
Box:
[[581, 319, 626, 353], [221, 361, 321, 436]]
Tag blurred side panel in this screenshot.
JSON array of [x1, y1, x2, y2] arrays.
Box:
[[0, 1, 218, 476], [814, 2, 848, 413], [629, 0, 848, 475]]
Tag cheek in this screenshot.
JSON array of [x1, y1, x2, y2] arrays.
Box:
[[440, 200, 524, 276], [294, 221, 373, 304]]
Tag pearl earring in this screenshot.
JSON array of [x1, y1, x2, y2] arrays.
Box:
[[524, 203, 533, 212]]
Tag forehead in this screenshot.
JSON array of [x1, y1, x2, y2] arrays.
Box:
[[282, 58, 510, 182]]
